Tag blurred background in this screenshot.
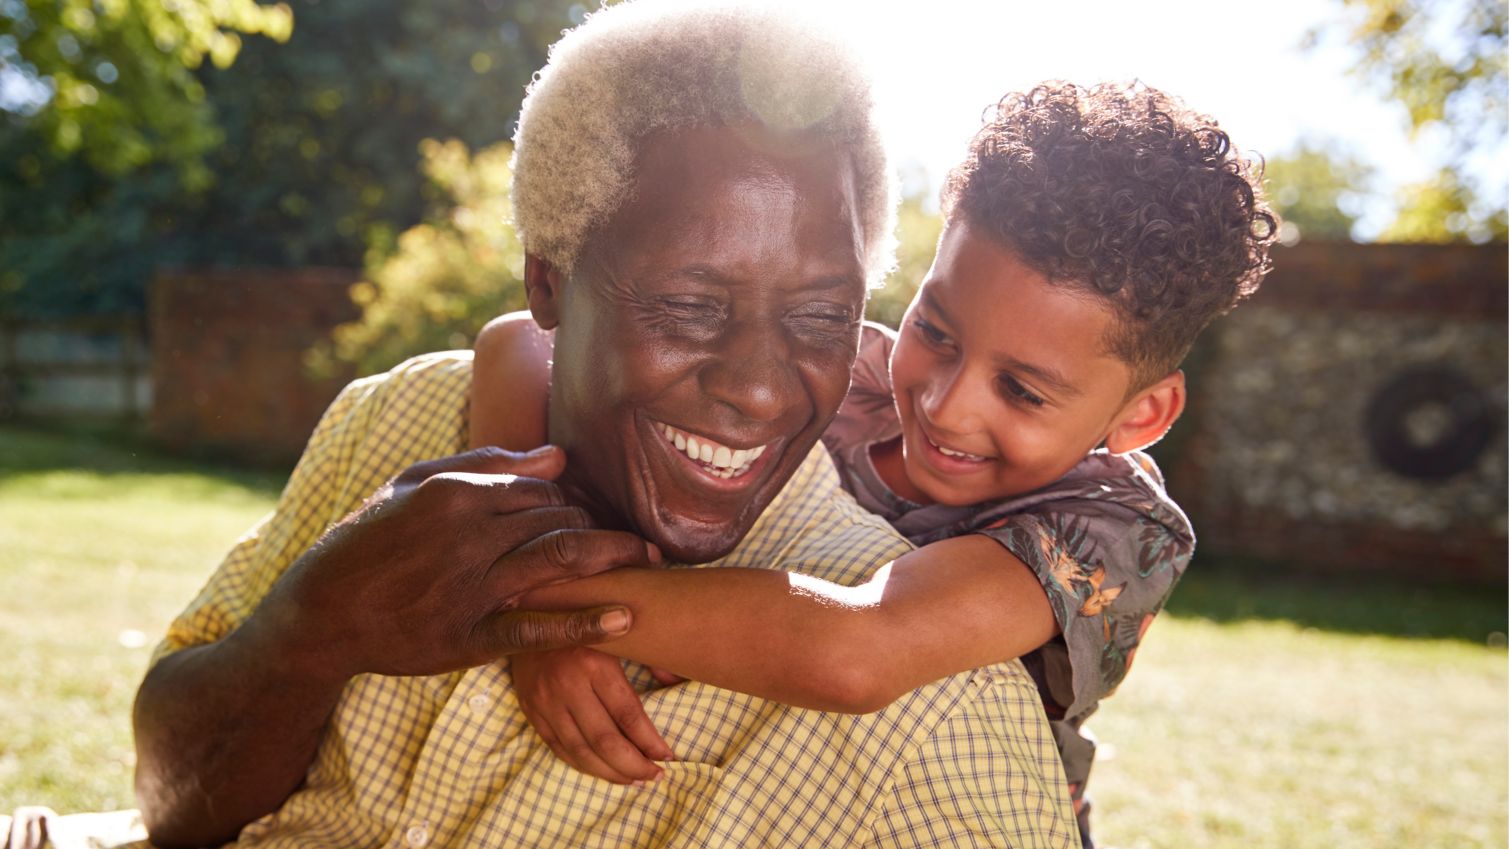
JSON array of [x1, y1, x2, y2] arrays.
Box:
[[0, 1, 1504, 847]]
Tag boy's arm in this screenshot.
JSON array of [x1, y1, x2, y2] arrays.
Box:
[[470, 311, 553, 451], [523, 533, 1057, 713]]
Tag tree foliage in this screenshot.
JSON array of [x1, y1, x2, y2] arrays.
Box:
[[1264, 140, 1374, 242], [313, 139, 526, 377], [1312, 0, 1507, 241], [1322, 0, 1505, 158], [0, 0, 292, 181], [866, 184, 943, 329], [1, 0, 587, 318], [1379, 167, 1507, 242]]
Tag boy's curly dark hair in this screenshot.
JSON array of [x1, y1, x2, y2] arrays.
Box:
[[941, 80, 1278, 389]]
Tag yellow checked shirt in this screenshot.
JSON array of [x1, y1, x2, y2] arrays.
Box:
[[152, 352, 1078, 849]]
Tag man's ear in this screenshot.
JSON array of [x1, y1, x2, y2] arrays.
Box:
[[524, 254, 565, 330], [1104, 370, 1186, 455]]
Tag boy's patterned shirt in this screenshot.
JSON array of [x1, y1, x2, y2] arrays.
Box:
[[823, 323, 1196, 789], [152, 351, 1079, 849]]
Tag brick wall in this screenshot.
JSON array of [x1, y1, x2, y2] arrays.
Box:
[[150, 268, 360, 466], [1168, 241, 1507, 584]]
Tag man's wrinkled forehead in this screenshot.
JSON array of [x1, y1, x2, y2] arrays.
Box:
[[580, 126, 867, 278]]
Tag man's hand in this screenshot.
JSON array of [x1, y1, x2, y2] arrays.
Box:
[[134, 445, 658, 849], [512, 648, 675, 784], [249, 446, 661, 684]]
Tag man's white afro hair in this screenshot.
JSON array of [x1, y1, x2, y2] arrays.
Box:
[[511, 0, 897, 284]]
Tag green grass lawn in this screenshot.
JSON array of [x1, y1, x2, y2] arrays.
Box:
[[1, 422, 1505, 847]]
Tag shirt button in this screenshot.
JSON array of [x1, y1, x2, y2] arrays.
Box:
[[404, 824, 430, 847], [467, 694, 492, 715]]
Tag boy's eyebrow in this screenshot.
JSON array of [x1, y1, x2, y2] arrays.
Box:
[[923, 289, 1084, 399]]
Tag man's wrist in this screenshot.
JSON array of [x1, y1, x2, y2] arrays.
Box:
[[230, 594, 357, 694]]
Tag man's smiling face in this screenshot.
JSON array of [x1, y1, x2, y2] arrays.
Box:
[[535, 125, 868, 563]]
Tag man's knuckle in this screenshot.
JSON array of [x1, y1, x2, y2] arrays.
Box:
[[415, 472, 461, 506], [541, 482, 565, 507], [602, 533, 643, 566], [562, 614, 598, 644], [496, 614, 536, 650], [474, 445, 508, 464], [511, 479, 562, 508], [543, 530, 577, 571]]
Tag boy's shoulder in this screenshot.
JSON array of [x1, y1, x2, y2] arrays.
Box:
[[1020, 450, 1191, 540], [852, 321, 897, 392], [823, 322, 903, 467], [897, 449, 1191, 552]]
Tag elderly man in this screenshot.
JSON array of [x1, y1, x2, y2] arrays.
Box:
[[131, 3, 1077, 848]]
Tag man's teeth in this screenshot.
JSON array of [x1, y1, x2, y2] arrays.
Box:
[[659, 424, 767, 479]]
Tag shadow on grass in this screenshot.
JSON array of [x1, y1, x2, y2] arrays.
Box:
[[1170, 555, 1508, 646], [0, 420, 287, 497]]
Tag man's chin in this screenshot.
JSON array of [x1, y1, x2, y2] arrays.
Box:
[[643, 511, 752, 565], [632, 429, 824, 563]]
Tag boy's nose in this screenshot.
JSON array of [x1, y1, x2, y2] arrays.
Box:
[[919, 364, 985, 434]]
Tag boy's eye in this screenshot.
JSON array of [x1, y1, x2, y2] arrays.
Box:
[[1001, 375, 1046, 408], [910, 317, 949, 347]]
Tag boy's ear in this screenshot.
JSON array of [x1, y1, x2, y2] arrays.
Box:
[[1104, 370, 1186, 455], [524, 254, 565, 330]]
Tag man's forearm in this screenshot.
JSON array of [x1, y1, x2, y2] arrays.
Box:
[[132, 613, 348, 849]]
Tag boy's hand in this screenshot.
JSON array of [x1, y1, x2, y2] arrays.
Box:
[[648, 666, 686, 687], [512, 648, 674, 784]]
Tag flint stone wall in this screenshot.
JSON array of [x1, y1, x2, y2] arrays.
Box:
[[1170, 241, 1507, 584]]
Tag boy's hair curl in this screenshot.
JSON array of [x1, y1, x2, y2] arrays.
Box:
[[942, 80, 1278, 388], [511, 0, 896, 285]]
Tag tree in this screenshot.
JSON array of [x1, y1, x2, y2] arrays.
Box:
[[0, 0, 291, 182], [163, 0, 586, 270], [1310, 0, 1507, 241], [1263, 140, 1375, 242], [312, 139, 526, 377], [0, 0, 589, 318], [866, 182, 943, 329], [1380, 167, 1508, 242]]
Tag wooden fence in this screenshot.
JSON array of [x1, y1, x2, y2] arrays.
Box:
[[0, 315, 151, 420]]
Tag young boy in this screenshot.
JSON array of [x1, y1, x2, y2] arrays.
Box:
[[471, 81, 1277, 845]]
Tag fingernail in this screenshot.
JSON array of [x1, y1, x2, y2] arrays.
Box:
[[600, 608, 631, 635], [646, 542, 663, 564], [525, 444, 555, 457]]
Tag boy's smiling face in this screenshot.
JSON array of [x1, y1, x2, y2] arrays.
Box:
[[878, 216, 1159, 507]]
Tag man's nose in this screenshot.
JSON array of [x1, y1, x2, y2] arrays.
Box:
[[698, 318, 800, 424], [919, 362, 984, 434]]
